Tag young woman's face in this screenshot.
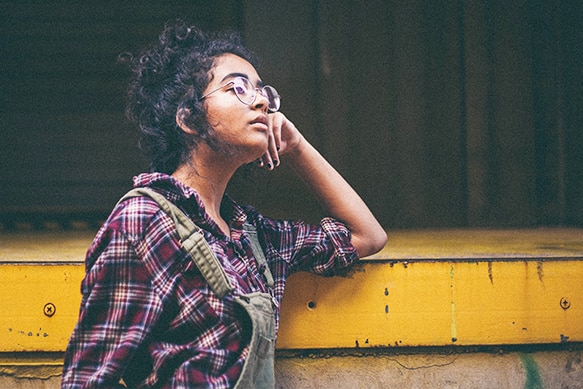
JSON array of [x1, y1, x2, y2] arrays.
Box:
[[202, 53, 271, 163]]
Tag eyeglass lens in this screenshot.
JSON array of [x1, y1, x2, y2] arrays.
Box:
[[233, 77, 280, 112]]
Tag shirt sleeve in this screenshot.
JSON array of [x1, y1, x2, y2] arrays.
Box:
[[260, 214, 359, 277], [61, 228, 163, 388]]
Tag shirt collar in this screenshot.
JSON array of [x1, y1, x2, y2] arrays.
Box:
[[133, 172, 248, 228]]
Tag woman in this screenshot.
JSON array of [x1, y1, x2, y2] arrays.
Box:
[[62, 20, 386, 388]]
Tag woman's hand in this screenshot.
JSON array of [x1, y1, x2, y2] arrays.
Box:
[[258, 112, 303, 170]]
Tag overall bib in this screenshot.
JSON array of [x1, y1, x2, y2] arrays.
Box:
[[119, 188, 277, 389]]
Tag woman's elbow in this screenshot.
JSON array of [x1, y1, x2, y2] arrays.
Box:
[[354, 228, 387, 258], [370, 228, 388, 255]]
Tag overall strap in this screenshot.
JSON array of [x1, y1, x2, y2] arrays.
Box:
[[242, 223, 275, 288], [118, 187, 234, 299]]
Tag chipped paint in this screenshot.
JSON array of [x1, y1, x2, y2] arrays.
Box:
[[450, 266, 457, 343], [537, 261, 544, 283], [8, 328, 49, 338]]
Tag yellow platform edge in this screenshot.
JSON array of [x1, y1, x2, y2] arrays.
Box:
[[1, 257, 581, 352], [1, 228, 582, 352]]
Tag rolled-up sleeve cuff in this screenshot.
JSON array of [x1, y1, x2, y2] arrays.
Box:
[[320, 217, 359, 268]]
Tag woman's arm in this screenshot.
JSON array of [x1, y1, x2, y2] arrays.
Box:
[[62, 230, 161, 388], [262, 113, 387, 258]]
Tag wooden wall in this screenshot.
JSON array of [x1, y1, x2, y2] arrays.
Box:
[[1, 1, 581, 229]]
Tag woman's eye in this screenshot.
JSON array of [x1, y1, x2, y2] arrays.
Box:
[[233, 85, 247, 95]]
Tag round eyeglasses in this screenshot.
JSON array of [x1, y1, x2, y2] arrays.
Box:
[[199, 76, 281, 112]]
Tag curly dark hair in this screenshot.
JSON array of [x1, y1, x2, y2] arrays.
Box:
[[125, 20, 257, 174]]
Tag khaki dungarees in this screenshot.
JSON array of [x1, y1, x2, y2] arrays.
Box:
[[120, 188, 277, 388]]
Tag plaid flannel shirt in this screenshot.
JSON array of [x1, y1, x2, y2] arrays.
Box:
[[62, 172, 357, 388]]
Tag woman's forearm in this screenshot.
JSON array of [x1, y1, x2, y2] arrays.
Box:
[[285, 136, 387, 257]]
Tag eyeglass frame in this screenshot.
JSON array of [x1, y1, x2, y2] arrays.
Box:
[[199, 76, 281, 112]]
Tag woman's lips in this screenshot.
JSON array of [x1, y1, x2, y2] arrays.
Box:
[[250, 115, 268, 130]]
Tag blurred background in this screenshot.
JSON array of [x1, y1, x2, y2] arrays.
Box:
[[1, 0, 581, 230]]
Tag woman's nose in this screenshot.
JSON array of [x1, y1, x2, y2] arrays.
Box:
[[253, 89, 270, 111]]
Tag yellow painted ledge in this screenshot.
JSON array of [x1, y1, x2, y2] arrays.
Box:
[[277, 259, 582, 348], [0, 228, 582, 352]]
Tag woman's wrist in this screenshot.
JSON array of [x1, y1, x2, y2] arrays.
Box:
[[284, 135, 310, 168]]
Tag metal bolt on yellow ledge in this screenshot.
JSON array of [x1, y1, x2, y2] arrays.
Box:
[[0, 228, 582, 353]]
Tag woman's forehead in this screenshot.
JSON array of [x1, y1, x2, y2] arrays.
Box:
[[211, 53, 261, 85]]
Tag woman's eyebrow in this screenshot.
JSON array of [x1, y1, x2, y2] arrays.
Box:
[[220, 72, 264, 86]]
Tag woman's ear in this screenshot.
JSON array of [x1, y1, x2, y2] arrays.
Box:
[[176, 108, 196, 134]]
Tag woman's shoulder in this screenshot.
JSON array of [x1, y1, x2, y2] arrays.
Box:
[[104, 195, 167, 238]]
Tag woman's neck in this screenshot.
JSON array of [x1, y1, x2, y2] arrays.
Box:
[[172, 157, 235, 236]]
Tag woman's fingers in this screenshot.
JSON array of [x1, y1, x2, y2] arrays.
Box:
[[270, 113, 283, 153], [258, 112, 301, 170], [259, 133, 277, 170], [269, 114, 282, 167], [259, 114, 282, 170]]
